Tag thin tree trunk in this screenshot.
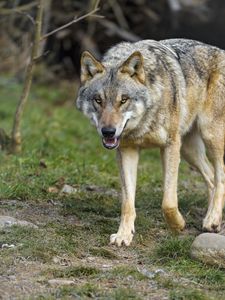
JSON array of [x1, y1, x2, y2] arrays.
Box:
[[10, 0, 44, 153], [0, 1, 100, 154]]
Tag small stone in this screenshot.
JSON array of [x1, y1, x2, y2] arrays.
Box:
[[47, 186, 59, 193], [137, 267, 165, 279], [84, 185, 118, 198], [0, 216, 38, 229], [190, 233, 225, 268], [1, 243, 16, 249], [61, 184, 77, 194], [102, 264, 113, 269], [52, 256, 60, 264], [155, 269, 166, 275], [48, 279, 75, 286], [0, 216, 15, 227], [138, 268, 155, 279]]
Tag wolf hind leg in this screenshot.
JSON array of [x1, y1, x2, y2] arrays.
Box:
[[110, 147, 139, 247], [201, 126, 225, 232], [181, 128, 214, 203]]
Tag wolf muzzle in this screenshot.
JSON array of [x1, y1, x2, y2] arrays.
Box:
[[101, 127, 119, 149]]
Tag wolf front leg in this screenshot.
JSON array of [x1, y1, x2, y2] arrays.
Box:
[[110, 147, 139, 246], [161, 138, 186, 232]]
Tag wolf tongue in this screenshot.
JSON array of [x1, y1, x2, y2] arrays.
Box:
[[102, 136, 120, 150], [104, 137, 116, 145]]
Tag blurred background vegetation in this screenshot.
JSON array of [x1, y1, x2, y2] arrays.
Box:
[[1, 0, 225, 81]]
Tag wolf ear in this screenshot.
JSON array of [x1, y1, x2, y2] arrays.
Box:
[[119, 51, 145, 84], [80, 51, 105, 84]]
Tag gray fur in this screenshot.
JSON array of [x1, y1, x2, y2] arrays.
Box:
[[76, 38, 225, 246]]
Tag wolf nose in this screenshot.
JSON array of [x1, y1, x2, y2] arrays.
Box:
[[101, 127, 116, 138]]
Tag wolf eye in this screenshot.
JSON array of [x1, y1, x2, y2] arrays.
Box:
[[93, 95, 102, 105], [121, 95, 129, 104]]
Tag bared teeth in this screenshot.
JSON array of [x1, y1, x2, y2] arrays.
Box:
[[102, 137, 120, 149], [104, 138, 116, 144]]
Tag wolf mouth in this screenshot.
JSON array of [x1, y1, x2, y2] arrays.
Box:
[[101, 119, 130, 150], [102, 137, 120, 149]]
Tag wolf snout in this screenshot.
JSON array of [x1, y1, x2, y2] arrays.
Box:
[[101, 127, 119, 150], [101, 127, 116, 138]]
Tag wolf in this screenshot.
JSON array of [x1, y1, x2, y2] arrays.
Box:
[[76, 38, 225, 246]]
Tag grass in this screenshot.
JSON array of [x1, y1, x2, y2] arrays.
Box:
[[169, 289, 214, 300], [0, 78, 225, 299], [47, 266, 101, 278], [89, 247, 119, 259], [153, 235, 225, 289]]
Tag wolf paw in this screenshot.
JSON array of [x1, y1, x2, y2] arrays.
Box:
[[203, 213, 222, 233], [110, 230, 134, 247], [163, 208, 185, 232]]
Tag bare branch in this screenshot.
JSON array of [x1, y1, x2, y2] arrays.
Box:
[[17, 11, 35, 24], [0, 1, 37, 15], [97, 19, 140, 42], [142, 7, 160, 23], [40, 7, 103, 41], [109, 0, 129, 29], [94, 0, 101, 10]]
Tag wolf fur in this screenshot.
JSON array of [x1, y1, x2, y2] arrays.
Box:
[[76, 39, 225, 246]]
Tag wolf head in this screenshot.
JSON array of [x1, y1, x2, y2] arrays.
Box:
[[76, 50, 151, 149]]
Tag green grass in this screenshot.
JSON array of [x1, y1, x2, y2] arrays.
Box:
[[110, 265, 148, 281], [89, 247, 119, 259], [155, 235, 194, 261], [152, 235, 225, 292], [47, 266, 101, 278], [0, 225, 78, 264], [170, 289, 214, 300], [0, 78, 225, 299]]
